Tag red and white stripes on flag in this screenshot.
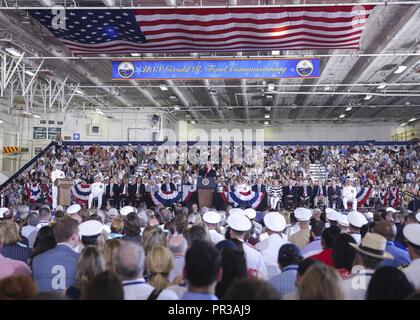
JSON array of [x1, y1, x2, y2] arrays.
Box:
[[134, 6, 375, 52]]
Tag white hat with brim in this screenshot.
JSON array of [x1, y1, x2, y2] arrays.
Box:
[[348, 211, 368, 228], [66, 204, 81, 215], [294, 207, 311, 221], [229, 208, 244, 216], [203, 211, 221, 224], [403, 224, 420, 247], [79, 220, 105, 237], [244, 208, 256, 220], [227, 213, 252, 232], [107, 208, 118, 219], [120, 206, 134, 216], [325, 208, 339, 221], [264, 212, 286, 232], [349, 233, 393, 260], [0, 207, 10, 218], [337, 213, 349, 227], [415, 213, 420, 223], [386, 207, 398, 213], [365, 212, 374, 220]]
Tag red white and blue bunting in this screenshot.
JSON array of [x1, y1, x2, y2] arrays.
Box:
[[356, 187, 371, 206], [25, 183, 41, 203], [71, 183, 91, 206], [220, 190, 265, 208], [390, 187, 400, 208], [148, 185, 196, 206]]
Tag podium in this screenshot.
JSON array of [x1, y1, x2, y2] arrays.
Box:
[[56, 179, 74, 207], [197, 177, 216, 210]]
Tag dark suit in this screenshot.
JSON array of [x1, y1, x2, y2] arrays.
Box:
[[161, 182, 176, 193], [283, 185, 298, 209], [312, 185, 328, 208], [105, 183, 120, 208], [129, 183, 146, 207], [32, 244, 79, 292], [297, 186, 313, 207], [119, 183, 130, 207], [199, 168, 216, 177], [328, 186, 342, 209]]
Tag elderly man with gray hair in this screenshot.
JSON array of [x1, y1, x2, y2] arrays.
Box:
[[115, 242, 178, 300], [168, 235, 188, 282]]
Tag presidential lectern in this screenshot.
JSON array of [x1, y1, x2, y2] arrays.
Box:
[[56, 178, 74, 206], [197, 176, 216, 210]]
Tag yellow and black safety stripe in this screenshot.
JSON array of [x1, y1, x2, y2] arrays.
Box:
[[2, 147, 29, 155]]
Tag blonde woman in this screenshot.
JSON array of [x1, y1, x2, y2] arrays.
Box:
[[298, 263, 344, 300], [0, 220, 31, 264], [146, 246, 174, 291], [66, 246, 105, 300], [103, 238, 123, 273]]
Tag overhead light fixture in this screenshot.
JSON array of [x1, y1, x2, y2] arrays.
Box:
[[159, 85, 168, 91], [130, 53, 141, 57], [339, 114, 345, 118], [408, 118, 416, 122], [32, 114, 41, 119], [173, 105, 180, 110], [377, 83, 387, 89], [364, 95, 373, 100], [345, 107, 352, 111], [264, 120, 270, 125], [5, 47, 22, 57], [0, 120, 4, 124], [22, 111, 32, 116], [25, 70, 35, 77], [267, 83, 275, 91], [400, 123, 407, 127], [95, 108, 105, 116], [394, 65, 407, 74], [272, 50, 280, 56], [190, 120, 196, 124], [75, 88, 83, 94], [264, 114, 270, 119]]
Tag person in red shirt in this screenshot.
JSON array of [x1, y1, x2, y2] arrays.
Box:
[[308, 225, 341, 267]]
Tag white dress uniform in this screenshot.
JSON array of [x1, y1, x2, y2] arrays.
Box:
[[403, 224, 420, 289], [404, 259, 420, 290], [342, 267, 375, 300], [51, 169, 65, 209], [255, 233, 289, 277], [242, 240, 268, 280], [88, 181, 105, 209], [208, 229, 225, 245], [342, 186, 357, 210]]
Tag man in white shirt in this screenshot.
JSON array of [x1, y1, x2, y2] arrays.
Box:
[[202, 211, 224, 245], [51, 161, 65, 209], [255, 212, 289, 277], [402, 224, 420, 290], [342, 179, 357, 211], [88, 175, 105, 209], [115, 242, 178, 300]]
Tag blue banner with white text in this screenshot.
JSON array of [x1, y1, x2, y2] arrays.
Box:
[[112, 58, 320, 80]]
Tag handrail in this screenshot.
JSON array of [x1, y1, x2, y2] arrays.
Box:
[[0, 141, 56, 190]]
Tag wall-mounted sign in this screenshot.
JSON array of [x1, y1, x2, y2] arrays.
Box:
[[48, 127, 61, 139], [112, 58, 320, 80], [48, 120, 55, 125], [34, 147, 43, 154], [73, 133, 80, 141], [40, 120, 47, 124], [57, 121, 64, 125], [33, 127, 47, 139]]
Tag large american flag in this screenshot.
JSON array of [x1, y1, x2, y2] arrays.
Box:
[[29, 6, 375, 54]]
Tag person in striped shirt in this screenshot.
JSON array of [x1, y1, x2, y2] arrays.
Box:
[[268, 180, 283, 210]]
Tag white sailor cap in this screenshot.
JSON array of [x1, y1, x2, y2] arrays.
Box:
[[107, 208, 118, 219], [264, 212, 286, 232], [66, 204, 81, 215], [227, 213, 252, 232], [347, 211, 368, 228], [325, 208, 339, 221], [337, 213, 349, 227], [403, 224, 420, 247], [120, 206, 134, 216], [386, 207, 398, 213], [79, 220, 105, 237], [0, 207, 10, 218], [294, 207, 312, 221], [56, 205, 64, 211], [416, 212, 420, 223], [229, 208, 244, 216], [244, 208, 256, 220], [203, 211, 221, 224], [365, 211, 374, 220]]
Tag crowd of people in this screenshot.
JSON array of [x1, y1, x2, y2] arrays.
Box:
[[0, 141, 419, 300]]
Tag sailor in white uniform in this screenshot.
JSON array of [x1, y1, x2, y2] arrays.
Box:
[[347, 211, 368, 245], [88, 175, 105, 209], [403, 224, 420, 290], [255, 212, 289, 277], [51, 161, 65, 209], [203, 211, 225, 245], [342, 180, 357, 211], [227, 213, 268, 280]]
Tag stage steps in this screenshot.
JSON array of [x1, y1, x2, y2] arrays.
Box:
[[309, 163, 328, 183]]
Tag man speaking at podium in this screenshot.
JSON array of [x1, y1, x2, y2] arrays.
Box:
[[199, 162, 216, 178]]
